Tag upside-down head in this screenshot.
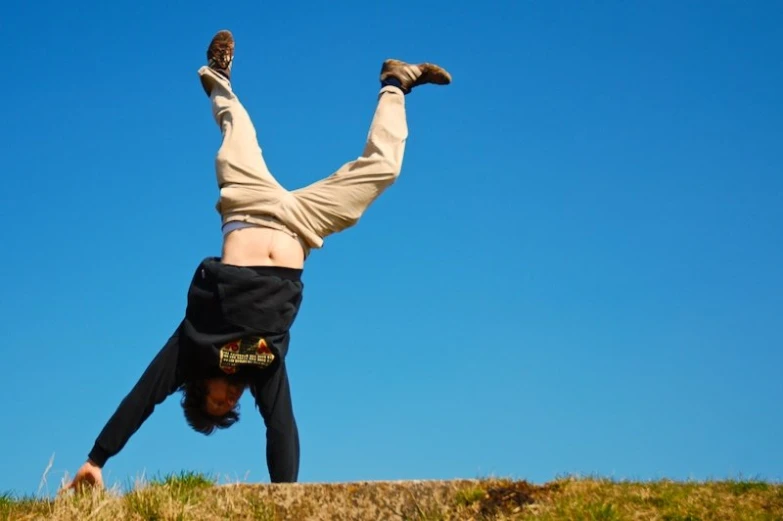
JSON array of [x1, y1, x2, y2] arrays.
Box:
[[180, 376, 246, 434]]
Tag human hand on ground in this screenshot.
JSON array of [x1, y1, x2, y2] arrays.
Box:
[[62, 460, 103, 493]]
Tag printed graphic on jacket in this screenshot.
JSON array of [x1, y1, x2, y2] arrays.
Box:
[[219, 336, 275, 374]]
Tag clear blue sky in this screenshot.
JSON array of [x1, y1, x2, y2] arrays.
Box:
[[2, 0, 781, 497]]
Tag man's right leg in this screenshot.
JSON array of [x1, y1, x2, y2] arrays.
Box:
[[198, 31, 287, 209]]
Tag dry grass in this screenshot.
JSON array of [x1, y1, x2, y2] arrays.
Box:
[[2, 473, 781, 520]]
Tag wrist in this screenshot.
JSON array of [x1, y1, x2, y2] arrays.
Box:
[[88, 444, 109, 468]]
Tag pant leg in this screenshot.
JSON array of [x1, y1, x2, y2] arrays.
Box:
[[288, 86, 408, 239], [249, 361, 300, 483], [198, 67, 288, 214]]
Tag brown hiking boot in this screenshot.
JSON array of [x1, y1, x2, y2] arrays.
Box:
[[200, 30, 234, 95], [380, 59, 452, 94], [207, 30, 234, 77]]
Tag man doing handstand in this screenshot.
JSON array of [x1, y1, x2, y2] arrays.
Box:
[[65, 30, 451, 490]]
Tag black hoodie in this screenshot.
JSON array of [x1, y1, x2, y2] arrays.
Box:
[[87, 258, 304, 480]]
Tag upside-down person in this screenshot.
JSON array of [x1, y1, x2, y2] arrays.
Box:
[[65, 29, 451, 490]]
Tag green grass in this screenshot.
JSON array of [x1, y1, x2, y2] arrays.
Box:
[[120, 471, 217, 520], [454, 485, 486, 507], [1, 492, 54, 521], [724, 479, 772, 495], [0, 492, 13, 521], [148, 470, 216, 489]]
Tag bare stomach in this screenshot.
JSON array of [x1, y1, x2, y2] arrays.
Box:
[[221, 227, 305, 269]]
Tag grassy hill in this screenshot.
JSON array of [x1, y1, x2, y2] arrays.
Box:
[[2, 472, 781, 520]]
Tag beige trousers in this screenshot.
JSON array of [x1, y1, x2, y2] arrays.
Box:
[[198, 66, 408, 254]]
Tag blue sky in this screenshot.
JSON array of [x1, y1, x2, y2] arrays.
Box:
[[2, 0, 782, 497]]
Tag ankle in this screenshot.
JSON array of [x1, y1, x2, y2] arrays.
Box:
[[214, 68, 231, 81], [381, 76, 407, 94]]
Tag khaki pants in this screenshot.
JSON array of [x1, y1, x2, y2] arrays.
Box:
[[198, 66, 408, 254]]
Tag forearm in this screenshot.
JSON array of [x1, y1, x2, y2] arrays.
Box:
[[89, 389, 160, 467], [89, 329, 185, 467], [251, 361, 300, 482]]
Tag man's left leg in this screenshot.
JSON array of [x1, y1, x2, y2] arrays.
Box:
[[287, 59, 451, 240]]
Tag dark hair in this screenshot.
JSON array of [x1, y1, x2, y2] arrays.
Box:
[[180, 379, 240, 435]]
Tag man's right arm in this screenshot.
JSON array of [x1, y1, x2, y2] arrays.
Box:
[[87, 328, 186, 468]]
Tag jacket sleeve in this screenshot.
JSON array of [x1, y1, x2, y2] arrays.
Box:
[[249, 359, 300, 482], [88, 328, 185, 467]]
